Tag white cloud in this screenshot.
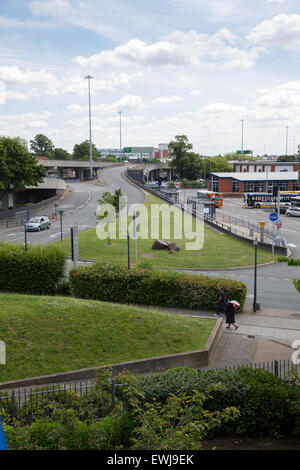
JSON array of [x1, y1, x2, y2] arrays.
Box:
[[247, 14, 300, 49], [190, 90, 202, 96], [152, 96, 183, 104], [74, 28, 263, 70], [0, 66, 58, 87]]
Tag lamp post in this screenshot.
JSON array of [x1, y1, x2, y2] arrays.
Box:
[[118, 110, 123, 162], [285, 125, 289, 157], [85, 74, 94, 180], [241, 119, 244, 160], [24, 227, 28, 252], [253, 238, 258, 312], [58, 209, 64, 242]]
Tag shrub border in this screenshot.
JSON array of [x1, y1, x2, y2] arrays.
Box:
[[0, 317, 223, 390]]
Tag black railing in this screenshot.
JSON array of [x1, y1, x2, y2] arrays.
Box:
[[1, 360, 299, 425]]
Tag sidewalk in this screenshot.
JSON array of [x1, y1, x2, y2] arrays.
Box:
[[146, 305, 300, 367]]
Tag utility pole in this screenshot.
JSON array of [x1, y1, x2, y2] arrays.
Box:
[[241, 119, 244, 160], [85, 74, 94, 180], [118, 110, 123, 162]]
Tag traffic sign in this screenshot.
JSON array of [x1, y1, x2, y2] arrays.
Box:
[[275, 220, 282, 229], [269, 212, 278, 222]]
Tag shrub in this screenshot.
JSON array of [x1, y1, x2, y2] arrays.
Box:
[[117, 367, 300, 438], [0, 242, 66, 295], [69, 262, 247, 312]]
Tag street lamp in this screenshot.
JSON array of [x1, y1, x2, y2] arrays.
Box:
[[253, 238, 258, 312], [241, 119, 244, 160], [85, 74, 94, 180], [118, 110, 123, 162], [58, 209, 64, 242], [285, 125, 289, 157]]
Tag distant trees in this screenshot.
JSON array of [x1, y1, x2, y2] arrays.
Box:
[[54, 148, 72, 160], [276, 155, 299, 162], [0, 136, 45, 203], [30, 134, 55, 158], [72, 140, 100, 161], [169, 135, 232, 181]]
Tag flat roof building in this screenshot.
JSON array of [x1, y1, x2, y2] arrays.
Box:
[[208, 171, 300, 197]]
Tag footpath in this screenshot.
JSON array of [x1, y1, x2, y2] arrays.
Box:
[[66, 259, 300, 368], [143, 305, 300, 368]]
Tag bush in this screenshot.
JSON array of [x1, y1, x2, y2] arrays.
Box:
[[117, 367, 300, 438], [5, 411, 134, 450], [0, 242, 66, 295], [182, 179, 206, 188], [69, 262, 247, 312]]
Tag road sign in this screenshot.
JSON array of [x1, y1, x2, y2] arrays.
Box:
[[275, 220, 282, 229], [269, 212, 278, 222], [259, 221, 266, 228]]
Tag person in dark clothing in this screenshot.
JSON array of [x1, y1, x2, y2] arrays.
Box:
[[225, 299, 239, 330], [214, 287, 226, 317]]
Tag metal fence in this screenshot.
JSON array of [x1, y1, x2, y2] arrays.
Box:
[[210, 359, 300, 380], [1, 360, 299, 425], [0, 379, 123, 425]]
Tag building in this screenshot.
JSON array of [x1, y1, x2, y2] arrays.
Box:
[[232, 160, 298, 173], [98, 144, 171, 162], [208, 171, 300, 197]]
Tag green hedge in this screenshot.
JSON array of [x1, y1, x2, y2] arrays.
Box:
[[0, 242, 66, 295], [118, 367, 300, 437], [69, 262, 247, 311]]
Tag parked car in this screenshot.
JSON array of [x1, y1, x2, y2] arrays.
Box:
[[280, 203, 291, 214], [286, 207, 300, 217], [25, 216, 51, 231]]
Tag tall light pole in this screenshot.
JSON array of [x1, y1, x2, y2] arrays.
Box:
[[241, 119, 244, 160], [118, 110, 123, 161], [85, 74, 94, 180], [285, 125, 289, 157]]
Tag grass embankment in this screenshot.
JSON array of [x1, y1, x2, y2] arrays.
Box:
[[0, 293, 215, 382], [58, 194, 273, 268]]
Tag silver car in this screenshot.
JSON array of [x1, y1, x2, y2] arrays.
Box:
[[286, 207, 300, 217], [25, 216, 51, 231]]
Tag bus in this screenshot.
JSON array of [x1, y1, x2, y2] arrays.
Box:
[[291, 196, 300, 207], [197, 190, 223, 207], [243, 191, 300, 208]]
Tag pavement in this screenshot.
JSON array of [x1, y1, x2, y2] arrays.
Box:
[[142, 304, 300, 368]]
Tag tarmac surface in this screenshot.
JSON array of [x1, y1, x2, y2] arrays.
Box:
[[142, 304, 300, 368]]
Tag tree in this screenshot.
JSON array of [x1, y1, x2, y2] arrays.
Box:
[[200, 156, 232, 179], [105, 154, 119, 162], [0, 136, 46, 203], [276, 155, 298, 162], [72, 140, 100, 161], [30, 134, 54, 158], [54, 148, 72, 160], [169, 135, 198, 180]]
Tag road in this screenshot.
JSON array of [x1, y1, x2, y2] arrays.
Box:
[[178, 189, 300, 310], [0, 166, 146, 246], [0, 169, 299, 311]]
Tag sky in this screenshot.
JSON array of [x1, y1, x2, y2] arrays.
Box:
[[1, 0, 300, 156]]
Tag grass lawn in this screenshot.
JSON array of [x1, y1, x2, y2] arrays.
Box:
[[0, 293, 216, 382], [57, 194, 273, 268]]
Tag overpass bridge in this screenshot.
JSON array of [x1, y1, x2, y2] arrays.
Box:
[[39, 160, 123, 180]]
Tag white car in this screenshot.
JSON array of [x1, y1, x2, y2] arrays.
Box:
[[286, 207, 300, 217], [25, 216, 51, 231]]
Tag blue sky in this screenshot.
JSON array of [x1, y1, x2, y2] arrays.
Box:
[[1, 0, 300, 155]]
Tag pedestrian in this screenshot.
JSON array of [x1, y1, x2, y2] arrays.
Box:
[[225, 299, 239, 330], [214, 287, 226, 317]]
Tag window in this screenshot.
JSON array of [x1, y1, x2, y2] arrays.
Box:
[[232, 181, 239, 192], [210, 176, 219, 192]]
